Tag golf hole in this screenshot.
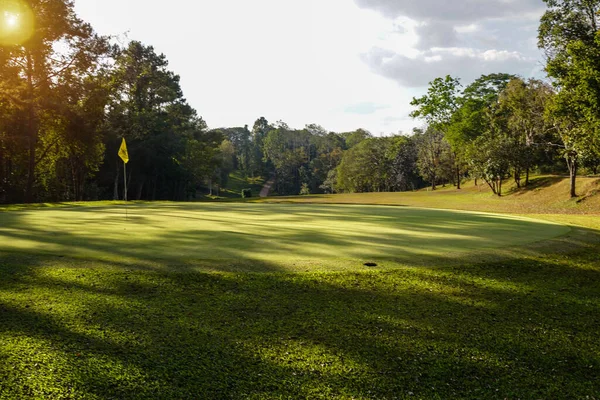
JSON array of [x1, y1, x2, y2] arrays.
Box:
[[364, 262, 378, 267]]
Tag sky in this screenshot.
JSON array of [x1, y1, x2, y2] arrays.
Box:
[[73, 0, 547, 135]]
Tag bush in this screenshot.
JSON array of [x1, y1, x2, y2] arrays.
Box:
[[241, 189, 252, 198], [300, 183, 311, 195]]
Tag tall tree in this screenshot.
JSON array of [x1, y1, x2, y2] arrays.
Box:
[[497, 78, 554, 187], [103, 41, 210, 200], [538, 0, 600, 197], [410, 75, 463, 188], [0, 0, 110, 202]]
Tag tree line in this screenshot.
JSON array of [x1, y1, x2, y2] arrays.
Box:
[[0, 0, 221, 204], [1, 0, 598, 204], [232, 0, 600, 198]]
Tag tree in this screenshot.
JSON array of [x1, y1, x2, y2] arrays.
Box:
[[262, 125, 308, 195], [497, 78, 554, 187], [412, 128, 453, 191], [538, 0, 600, 197], [250, 117, 271, 177], [0, 0, 110, 202], [467, 133, 512, 196], [102, 41, 212, 200], [410, 75, 464, 188]]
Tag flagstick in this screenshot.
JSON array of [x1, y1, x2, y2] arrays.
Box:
[[124, 161, 128, 221]]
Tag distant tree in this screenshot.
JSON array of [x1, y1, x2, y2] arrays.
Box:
[[262, 125, 307, 195], [410, 76, 464, 188], [467, 133, 512, 196], [336, 136, 419, 193], [103, 41, 212, 200], [497, 78, 554, 187], [342, 128, 372, 149], [250, 117, 272, 177], [413, 128, 452, 190]]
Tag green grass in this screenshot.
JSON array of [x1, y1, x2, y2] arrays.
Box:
[[208, 171, 265, 199], [0, 203, 570, 271], [0, 198, 599, 398], [255, 176, 600, 215]]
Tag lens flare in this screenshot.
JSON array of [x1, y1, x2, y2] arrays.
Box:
[[5, 12, 18, 28], [0, 0, 34, 46]]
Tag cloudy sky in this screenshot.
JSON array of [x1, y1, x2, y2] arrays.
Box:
[[74, 0, 547, 135]]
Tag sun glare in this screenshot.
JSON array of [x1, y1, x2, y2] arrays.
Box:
[[0, 0, 34, 46], [5, 12, 19, 29]]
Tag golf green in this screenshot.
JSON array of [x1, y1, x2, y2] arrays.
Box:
[[0, 203, 570, 271]]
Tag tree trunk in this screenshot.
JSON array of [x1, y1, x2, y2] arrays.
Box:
[[113, 162, 120, 200], [567, 153, 578, 198], [136, 178, 145, 200], [498, 177, 503, 197], [25, 51, 36, 203], [525, 168, 530, 187], [456, 164, 461, 189]]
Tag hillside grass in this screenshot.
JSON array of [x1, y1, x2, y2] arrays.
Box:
[[1, 179, 599, 398], [206, 171, 265, 199], [256, 176, 600, 217]]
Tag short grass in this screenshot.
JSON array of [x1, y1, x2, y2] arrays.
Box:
[[0, 203, 570, 271], [0, 196, 599, 398]]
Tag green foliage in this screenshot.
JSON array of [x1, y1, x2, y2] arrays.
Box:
[[412, 128, 453, 190], [539, 0, 600, 196], [241, 188, 252, 198], [336, 135, 420, 193], [299, 183, 310, 195], [0, 0, 112, 203], [341, 128, 372, 149], [410, 75, 461, 131], [467, 133, 513, 196]]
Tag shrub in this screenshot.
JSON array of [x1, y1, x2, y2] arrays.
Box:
[[241, 189, 252, 198]]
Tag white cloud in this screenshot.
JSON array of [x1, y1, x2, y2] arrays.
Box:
[[73, 0, 547, 136], [361, 46, 538, 87]]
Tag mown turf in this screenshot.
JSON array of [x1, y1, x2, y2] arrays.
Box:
[[0, 198, 599, 399], [0, 203, 569, 271]]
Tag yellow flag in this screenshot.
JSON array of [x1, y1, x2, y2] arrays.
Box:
[[118, 138, 129, 164]]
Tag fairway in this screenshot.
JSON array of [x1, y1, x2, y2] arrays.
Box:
[[0, 202, 598, 399], [0, 203, 570, 270]]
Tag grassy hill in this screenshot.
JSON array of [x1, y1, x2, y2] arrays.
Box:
[[257, 176, 600, 217]]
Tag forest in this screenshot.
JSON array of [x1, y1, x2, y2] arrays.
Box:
[[1, 0, 599, 203]]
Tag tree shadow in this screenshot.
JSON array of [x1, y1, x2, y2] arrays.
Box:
[[0, 204, 573, 272], [1, 245, 599, 398], [0, 204, 599, 397], [508, 176, 565, 196]]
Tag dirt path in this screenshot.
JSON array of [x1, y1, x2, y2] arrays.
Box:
[[259, 176, 275, 198]]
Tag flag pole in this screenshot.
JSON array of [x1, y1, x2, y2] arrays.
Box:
[[123, 161, 128, 202], [119, 137, 130, 221], [123, 160, 128, 220]]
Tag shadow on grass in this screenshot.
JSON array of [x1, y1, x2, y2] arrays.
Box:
[[0, 204, 572, 271], [508, 176, 565, 196], [0, 205, 598, 397], [1, 243, 600, 398]]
